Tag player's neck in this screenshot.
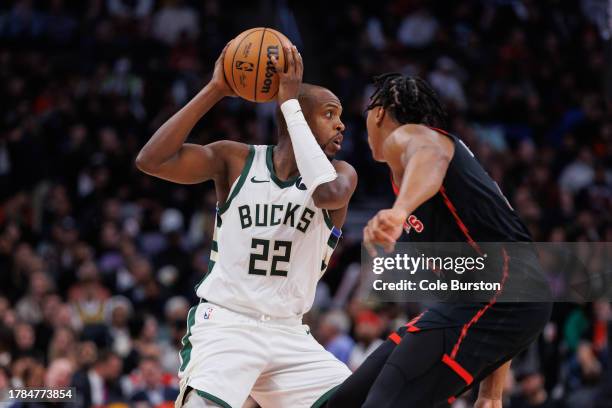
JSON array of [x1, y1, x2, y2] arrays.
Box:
[[272, 141, 300, 180], [382, 117, 401, 139]]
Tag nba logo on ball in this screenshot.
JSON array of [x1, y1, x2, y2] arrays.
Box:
[[203, 307, 214, 320], [235, 61, 254, 72]]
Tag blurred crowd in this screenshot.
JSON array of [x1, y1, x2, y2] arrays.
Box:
[[0, 0, 611, 407]]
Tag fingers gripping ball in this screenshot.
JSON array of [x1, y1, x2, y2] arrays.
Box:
[[223, 28, 292, 102]]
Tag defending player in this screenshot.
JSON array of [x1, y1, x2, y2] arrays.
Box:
[[136, 44, 357, 408], [327, 74, 552, 407]]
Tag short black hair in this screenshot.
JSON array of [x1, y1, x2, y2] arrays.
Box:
[[275, 83, 331, 139], [367, 73, 447, 128]]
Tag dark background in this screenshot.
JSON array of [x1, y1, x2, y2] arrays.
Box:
[[0, 0, 611, 407]]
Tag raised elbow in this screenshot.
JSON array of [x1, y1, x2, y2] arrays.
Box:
[[135, 151, 156, 174], [312, 185, 345, 210], [311, 191, 326, 209]]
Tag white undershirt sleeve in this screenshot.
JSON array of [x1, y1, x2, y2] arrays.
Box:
[[280, 99, 337, 191]]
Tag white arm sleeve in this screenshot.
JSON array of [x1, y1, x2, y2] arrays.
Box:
[[280, 99, 337, 191]]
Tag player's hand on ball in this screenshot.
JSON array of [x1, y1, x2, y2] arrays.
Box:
[[363, 208, 407, 256], [271, 45, 302, 105], [211, 43, 237, 98]]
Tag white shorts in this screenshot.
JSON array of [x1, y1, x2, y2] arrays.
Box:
[[176, 301, 351, 408]]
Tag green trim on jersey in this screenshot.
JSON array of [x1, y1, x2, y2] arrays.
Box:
[[322, 209, 334, 230], [194, 255, 217, 292], [216, 212, 222, 227], [321, 227, 342, 271], [207, 259, 216, 274], [311, 384, 341, 408], [266, 145, 299, 188], [179, 306, 196, 372], [196, 390, 232, 408], [327, 234, 339, 249], [194, 223, 219, 292], [218, 145, 255, 215]]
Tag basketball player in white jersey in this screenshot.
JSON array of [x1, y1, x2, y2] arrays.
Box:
[[136, 43, 357, 408]]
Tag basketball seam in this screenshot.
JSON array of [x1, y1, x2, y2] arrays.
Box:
[[230, 29, 262, 95], [266, 30, 285, 101], [253, 28, 267, 102]]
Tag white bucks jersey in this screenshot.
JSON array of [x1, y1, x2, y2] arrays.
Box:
[[196, 145, 341, 318]]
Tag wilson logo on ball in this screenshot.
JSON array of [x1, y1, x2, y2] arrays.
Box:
[[261, 45, 279, 94], [223, 27, 290, 102], [235, 61, 254, 72]]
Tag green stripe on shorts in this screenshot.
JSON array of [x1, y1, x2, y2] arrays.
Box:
[[179, 306, 196, 372], [196, 390, 232, 408]]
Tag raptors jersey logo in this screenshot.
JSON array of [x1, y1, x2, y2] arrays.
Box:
[[390, 175, 424, 234], [403, 214, 424, 234]]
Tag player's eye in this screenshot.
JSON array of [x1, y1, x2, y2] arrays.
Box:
[[325, 111, 333, 119]]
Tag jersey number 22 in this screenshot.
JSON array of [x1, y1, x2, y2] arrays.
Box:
[[248, 238, 292, 277]]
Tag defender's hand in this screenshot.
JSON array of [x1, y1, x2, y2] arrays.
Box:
[[363, 208, 407, 256], [210, 42, 236, 98], [271, 45, 302, 105]]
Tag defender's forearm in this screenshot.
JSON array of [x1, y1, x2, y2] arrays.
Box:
[[392, 147, 449, 215]]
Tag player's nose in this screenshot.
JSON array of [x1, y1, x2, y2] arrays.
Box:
[[336, 119, 345, 133]]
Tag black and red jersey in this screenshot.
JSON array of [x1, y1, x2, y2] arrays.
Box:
[[374, 127, 552, 405], [392, 127, 532, 245]]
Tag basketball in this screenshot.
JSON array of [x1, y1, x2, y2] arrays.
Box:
[[223, 27, 292, 103]]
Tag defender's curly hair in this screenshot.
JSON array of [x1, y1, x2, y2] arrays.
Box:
[[366, 73, 448, 128]]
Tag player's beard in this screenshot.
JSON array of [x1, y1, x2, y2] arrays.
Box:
[[319, 144, 335, 161], [320, 135, 340, 161]]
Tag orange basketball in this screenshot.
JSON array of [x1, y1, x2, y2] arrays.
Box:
[[223, 28, 292, 103]]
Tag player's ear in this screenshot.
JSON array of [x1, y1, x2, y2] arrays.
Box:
[[375, 106, 385, 126]]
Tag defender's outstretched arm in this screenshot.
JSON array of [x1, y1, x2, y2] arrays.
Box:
[[389, 125, 453, 217], [364, 125, 453, 254]]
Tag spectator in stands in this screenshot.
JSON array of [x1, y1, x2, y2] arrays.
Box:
[[12, 322, 42, 361], [348, 310, 384, 371], [15, 271, 53, 325], [47, 326, 77, 363], [45, 357, 74, 388], [130, 356, 178, 406], [106, 296, 133, 357], [511, 369, 562, 408], [159, 296, 188, 373], [317, 310, 355, 364], [152, 0, 199, 46], [71, 349, 124, 408]]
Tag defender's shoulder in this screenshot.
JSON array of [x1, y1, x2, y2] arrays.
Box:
[[390, 124, 439, 144], [388, 124, 453, 152]]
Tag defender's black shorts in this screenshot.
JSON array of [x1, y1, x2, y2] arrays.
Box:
[[327, 301, 552, 408]]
